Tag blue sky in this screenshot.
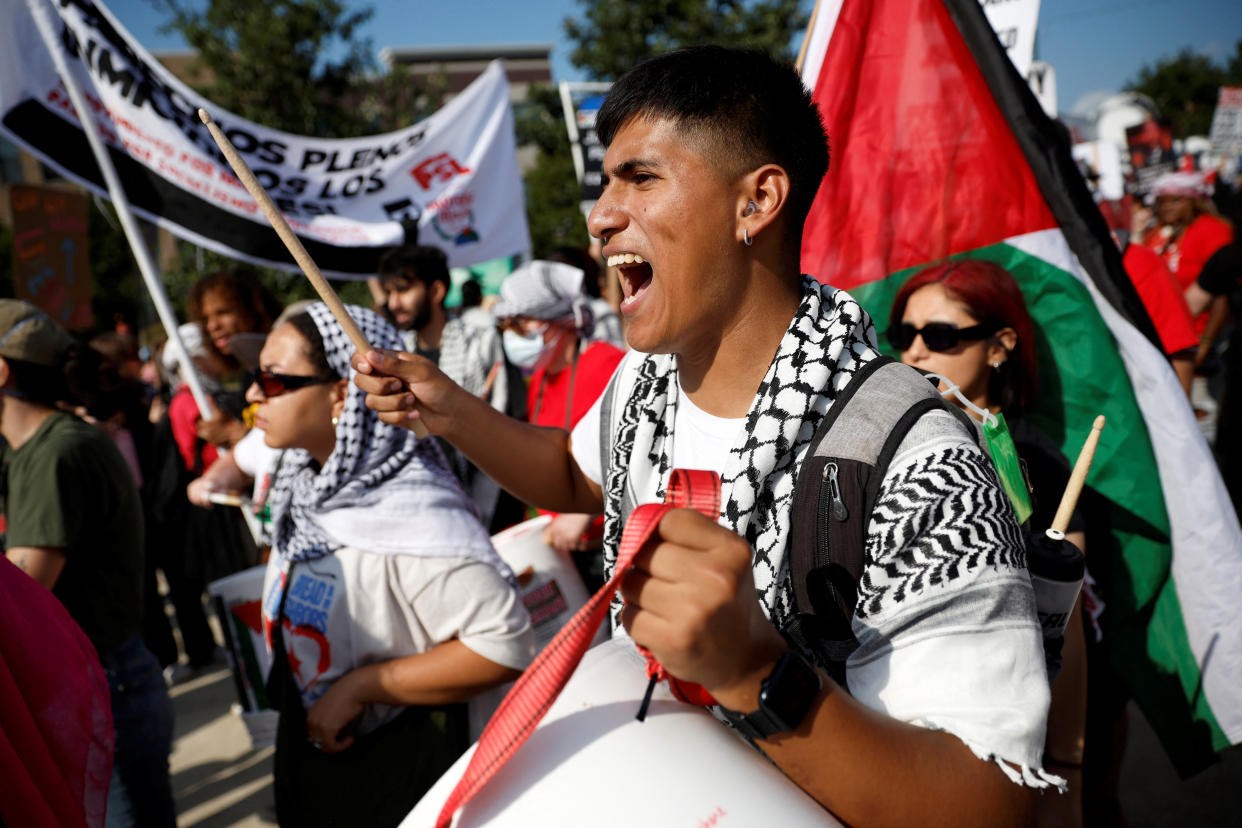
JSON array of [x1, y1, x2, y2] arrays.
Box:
[[105, 0, 1242, 117]]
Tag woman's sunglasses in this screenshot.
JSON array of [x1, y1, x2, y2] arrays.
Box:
[[246, 369, 337, 398], [887, 322, 995, 353]]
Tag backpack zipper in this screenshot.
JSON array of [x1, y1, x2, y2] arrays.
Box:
[[824, 462, 849, 521], [817, 461, 848, 571], [818, 461, 852, 617]]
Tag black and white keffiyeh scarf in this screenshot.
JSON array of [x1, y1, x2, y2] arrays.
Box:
[[267, 303, 512, 582], [602, 276, 877, 627]]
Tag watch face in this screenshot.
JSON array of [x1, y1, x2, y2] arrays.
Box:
[[760, 652, 823, 732]]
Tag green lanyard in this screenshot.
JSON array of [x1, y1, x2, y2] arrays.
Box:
[[923, 372, 1033, 525], [983, 411, 1033, 525]]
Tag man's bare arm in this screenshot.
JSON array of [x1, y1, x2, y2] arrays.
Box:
[[621, 510, 1037, 828], [6, 546, 67, 589], [352, 348, 603, 515]]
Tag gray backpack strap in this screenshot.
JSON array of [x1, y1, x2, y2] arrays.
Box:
[[786, 357, 953, 680]]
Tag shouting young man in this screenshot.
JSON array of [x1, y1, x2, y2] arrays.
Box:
[[354, 47, 1055, 826]]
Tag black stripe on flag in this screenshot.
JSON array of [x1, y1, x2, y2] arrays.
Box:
[[942, 0, 1164, 354]]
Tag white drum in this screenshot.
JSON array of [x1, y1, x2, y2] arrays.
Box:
[[490, 514, 599, 651], [468, 515, 605, 739], [206, 564, 278, 748], [403, 638, 841, 828]]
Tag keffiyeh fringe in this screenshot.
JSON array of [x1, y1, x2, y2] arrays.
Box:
[[916, 719, 1068, 793]]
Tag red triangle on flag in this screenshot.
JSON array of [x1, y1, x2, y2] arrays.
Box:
[[800, 0, 1057, 289]]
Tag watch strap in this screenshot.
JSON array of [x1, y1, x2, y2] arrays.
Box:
[[719, 649, 822, 740]]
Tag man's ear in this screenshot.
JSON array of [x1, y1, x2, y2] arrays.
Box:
[[737, 164, 792, 245], [431, 279, 449, 307], [0, 356, 11, 389]]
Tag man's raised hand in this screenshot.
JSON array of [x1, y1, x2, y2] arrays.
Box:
[[351, 349, 461, 434], [618, 508, 788, 710]]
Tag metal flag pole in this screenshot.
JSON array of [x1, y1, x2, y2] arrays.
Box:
[[24, 0, 215, 420]]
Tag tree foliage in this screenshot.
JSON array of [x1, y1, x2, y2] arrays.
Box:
[[1126, 40, 1242, 138], [155, 0, 374, 136], [515, 84, 590, 255], [564, 0, 810, 81]]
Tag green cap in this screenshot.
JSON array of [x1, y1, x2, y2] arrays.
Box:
[[0, 300, 75, 367]]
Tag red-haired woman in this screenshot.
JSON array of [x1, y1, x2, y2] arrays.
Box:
[[889, 259, 1089, 827]]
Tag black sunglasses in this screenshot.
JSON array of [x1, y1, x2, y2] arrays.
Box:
[[246, 369, 337, 398], [887, 322, 995, 353]]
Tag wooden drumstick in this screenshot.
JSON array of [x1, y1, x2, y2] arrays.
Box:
[[198, 108, 429, 439], [1050, 415, 1105, 535]]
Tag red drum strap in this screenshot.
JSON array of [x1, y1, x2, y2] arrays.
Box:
[[435, 469, 722, 828]]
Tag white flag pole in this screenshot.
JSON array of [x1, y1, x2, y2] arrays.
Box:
[[24, 0, 215, 420]]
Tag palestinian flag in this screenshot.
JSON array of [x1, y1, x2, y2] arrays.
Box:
[[799, 0, 1242, 774]]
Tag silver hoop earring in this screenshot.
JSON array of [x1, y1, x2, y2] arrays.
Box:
[[743, 228, 753, 246], [991, 361, 1001, 370]]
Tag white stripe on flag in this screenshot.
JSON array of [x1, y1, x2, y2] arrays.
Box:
[[798, 0, 845, 91], [1009, 228, 1242, 742]]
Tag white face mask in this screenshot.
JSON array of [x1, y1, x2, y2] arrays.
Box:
[[502, 326, 548, 369]]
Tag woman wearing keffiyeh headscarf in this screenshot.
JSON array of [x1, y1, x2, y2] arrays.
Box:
[[250, 303, 533, 826]]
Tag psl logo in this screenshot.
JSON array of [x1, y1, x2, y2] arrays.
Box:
[[411, 153, 471, 190], [430, 193, 481, 246]]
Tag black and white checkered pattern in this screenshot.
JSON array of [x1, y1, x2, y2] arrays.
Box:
[[603, 277, 877, 627]]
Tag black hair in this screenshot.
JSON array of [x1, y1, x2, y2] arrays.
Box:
[[89, 330, 139, 365], [6, 344, 101, 410], [377, 245, 451, 306], [284, 312, 334, 378], [547, 246, 602, 298], [596, 45, 829, 246], [459, 278, 483, 309], [86, 333, 144, 421]]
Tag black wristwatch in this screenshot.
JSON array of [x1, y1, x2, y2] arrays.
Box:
[[718, 649, 823, 740]]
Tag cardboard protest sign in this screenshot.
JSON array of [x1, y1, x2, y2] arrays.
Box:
[[9, 183, 91, 329]]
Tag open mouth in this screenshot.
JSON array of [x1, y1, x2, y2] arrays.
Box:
[[607, 253, 652, 310]]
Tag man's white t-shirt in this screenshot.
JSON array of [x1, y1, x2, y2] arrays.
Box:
[[571, 361, 744, 487]]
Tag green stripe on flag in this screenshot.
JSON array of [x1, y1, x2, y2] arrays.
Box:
[[842, 240, 1229, 770]]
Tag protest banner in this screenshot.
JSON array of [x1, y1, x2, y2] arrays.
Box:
[[0, 0, 530, 279], [1072, 139, 1125, 201], [9, 183, 92, 329], [801, 0, 1242, 774], [1209, 86, 1242, 157], [1125, 119, 1177, 197], [558, 81, 610, 217], [14, 0, 215, 417]]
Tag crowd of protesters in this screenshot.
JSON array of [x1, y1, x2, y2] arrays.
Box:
[[2, 43, 1239, 828]]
